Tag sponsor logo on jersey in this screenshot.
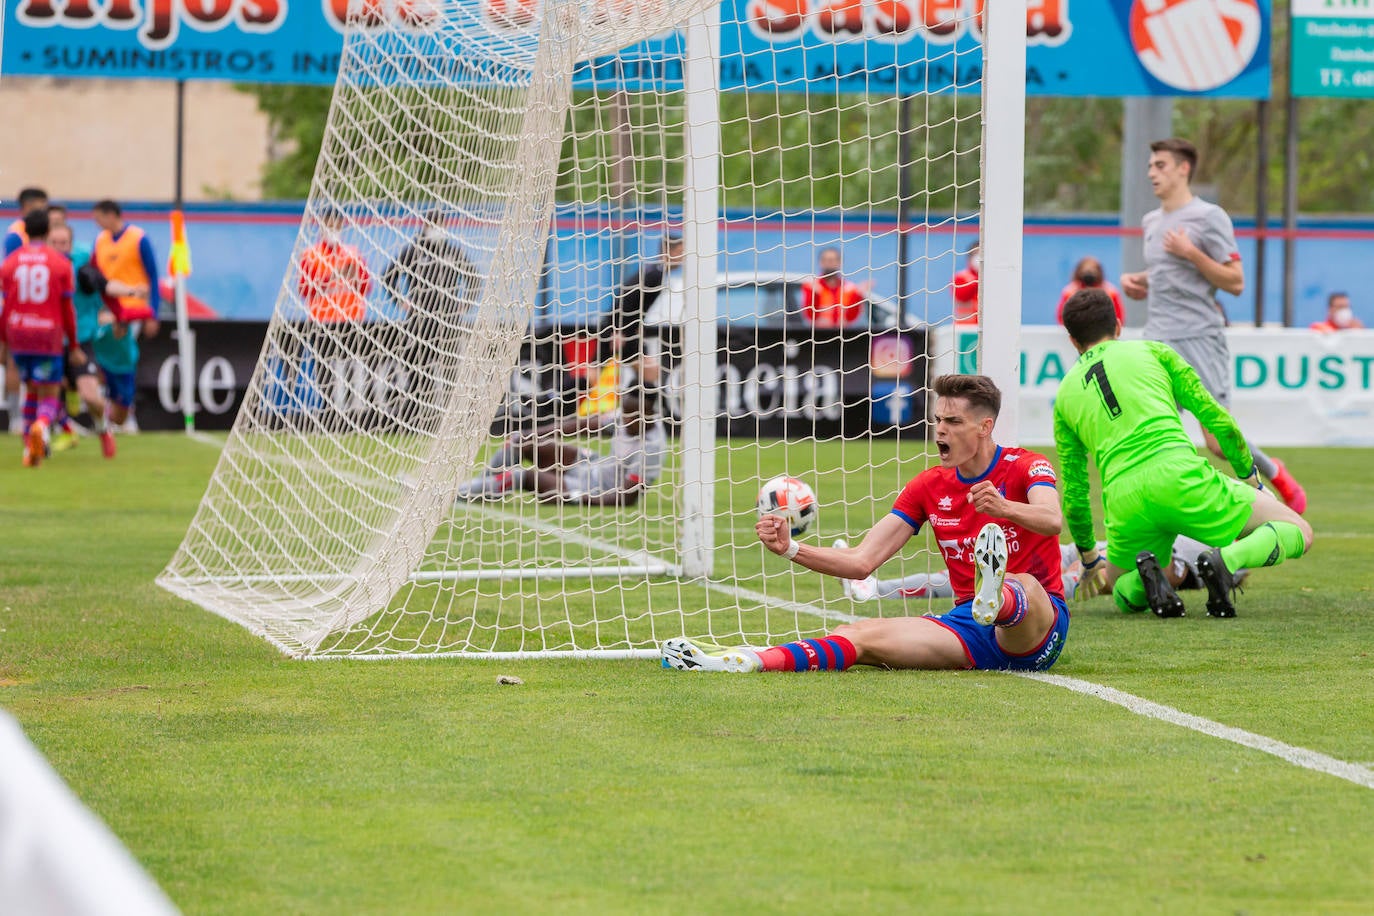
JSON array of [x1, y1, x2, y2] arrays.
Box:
[[937, 536, 972, 562], [938, 495, 953, 510], [1028, 459, 1056, 480]]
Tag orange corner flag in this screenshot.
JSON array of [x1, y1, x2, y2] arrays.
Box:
[[169, 210, 193, 278]]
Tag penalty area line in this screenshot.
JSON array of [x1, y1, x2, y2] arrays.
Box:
[[1017, 672, 1374, 791]]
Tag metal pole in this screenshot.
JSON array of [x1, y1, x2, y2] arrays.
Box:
[[174, 81, 185, 209], [1282, 93, 1298, 328], [1119, 98, 1173, 328], [896, 94, 913, 325], [173, 79, 197, 432], [1282, 0, 1299, 328], [1254, 99, 1269, 327]]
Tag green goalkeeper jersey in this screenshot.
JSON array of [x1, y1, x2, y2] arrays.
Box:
[[1053, 338, 1252, 552]]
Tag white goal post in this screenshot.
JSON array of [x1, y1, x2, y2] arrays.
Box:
[[159, 0, 1026, 659]]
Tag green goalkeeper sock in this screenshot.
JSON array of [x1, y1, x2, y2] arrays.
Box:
[[1112, 571, 1149, 614], [1220, 521, 1307, 572]]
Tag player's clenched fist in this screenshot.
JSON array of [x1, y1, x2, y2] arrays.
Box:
[[966, 480, 1009, 516], [756, 513, 790, 556]]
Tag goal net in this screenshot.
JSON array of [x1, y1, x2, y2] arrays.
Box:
[[159, 0, 1023, 659]]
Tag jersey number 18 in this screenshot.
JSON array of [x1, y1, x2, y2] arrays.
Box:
[[13, 263, 51, 305]]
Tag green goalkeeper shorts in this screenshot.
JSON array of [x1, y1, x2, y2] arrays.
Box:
[[1103, 452, 1257, 571]]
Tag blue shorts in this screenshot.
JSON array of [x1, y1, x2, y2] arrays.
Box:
[[13, 353, 64, 385], [927, 595, 1070, 671], [102, 369, 137, 408]]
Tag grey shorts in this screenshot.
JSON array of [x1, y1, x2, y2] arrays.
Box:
[[1159, 332, 1231, 406]]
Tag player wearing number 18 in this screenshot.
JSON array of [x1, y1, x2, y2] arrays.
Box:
[[0, 208, 83, 467], [1053, 288, 1313, 618]]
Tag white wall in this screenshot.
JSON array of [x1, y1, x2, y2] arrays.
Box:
[[0, 78, 270, 202]]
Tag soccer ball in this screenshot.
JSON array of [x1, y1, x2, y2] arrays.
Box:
[[757, 475, 818, 537]]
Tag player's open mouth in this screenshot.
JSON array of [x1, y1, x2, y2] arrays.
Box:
[[937, 441, 950, 458]]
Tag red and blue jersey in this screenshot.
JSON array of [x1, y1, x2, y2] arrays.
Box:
[[891, 446, 1064, 602], [0, 242, 76, 356]]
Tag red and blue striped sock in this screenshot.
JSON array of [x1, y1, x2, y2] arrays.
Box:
[[996, 578, 1028, 628], [758, 634, 857, 672], [21, 392, 37, 433]]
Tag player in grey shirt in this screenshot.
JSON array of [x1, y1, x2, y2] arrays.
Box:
[[456, 388, 667, 507], [1120, 137, 1307, 513]]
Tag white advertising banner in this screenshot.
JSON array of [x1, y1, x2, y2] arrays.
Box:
[[932, 325, 1374, 447]]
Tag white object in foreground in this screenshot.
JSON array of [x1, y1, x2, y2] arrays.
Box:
[[0, 711, 179, 915]]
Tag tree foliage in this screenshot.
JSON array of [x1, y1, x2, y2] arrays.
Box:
[[239, 83, 333, 200], [239, 78, 1374, 216]]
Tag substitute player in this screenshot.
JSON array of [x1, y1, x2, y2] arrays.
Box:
[[92, 199, 160, 324], [0, 209, 84, 467], [1054, 288, 1313, 618], [662, 374, 1070, 673], [91, 308, 144, 437], [48, 223, 117, 457]]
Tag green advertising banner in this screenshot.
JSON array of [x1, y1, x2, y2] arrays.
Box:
[[1292, 0, 1374, 97]]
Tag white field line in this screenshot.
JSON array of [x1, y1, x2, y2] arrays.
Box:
[[184, 433, 1370, 787], [1017, 672, 1374, 791], [453, 502, 682, 576]]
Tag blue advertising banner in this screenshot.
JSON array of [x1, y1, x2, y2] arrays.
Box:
[[718, 0, 1270, 96], [3, 0, 1270, 97]]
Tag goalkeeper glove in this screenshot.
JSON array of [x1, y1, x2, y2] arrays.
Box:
[[1075, 550, 1110, 600], [1242, 466, 1265, 492]]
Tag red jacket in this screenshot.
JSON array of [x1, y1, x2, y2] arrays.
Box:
[[801, 276, 865, 327], [299, 241, 371, 323], [953, 267, 979, 324]]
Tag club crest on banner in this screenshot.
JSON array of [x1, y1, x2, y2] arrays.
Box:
[[1130, 0, 1262, 92]]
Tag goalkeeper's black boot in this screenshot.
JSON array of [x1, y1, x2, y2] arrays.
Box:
[[1136, 551, 1185, 618], [1195, 548, 1239, 618]]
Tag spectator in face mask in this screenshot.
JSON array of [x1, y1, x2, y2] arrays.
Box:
[[1057, 256, 1125, 325], [1309, 292, 1365, 332]]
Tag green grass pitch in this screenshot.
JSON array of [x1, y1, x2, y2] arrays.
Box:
[[2, 434, 1372, 913]]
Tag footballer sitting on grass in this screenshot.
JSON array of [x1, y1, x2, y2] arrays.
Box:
[[662, 374, 1070, 674]]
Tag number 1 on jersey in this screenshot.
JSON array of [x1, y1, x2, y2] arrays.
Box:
[[1084, 360, 1122, 419]]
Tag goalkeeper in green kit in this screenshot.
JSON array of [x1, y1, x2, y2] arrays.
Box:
[[1053, 289, 1313, 617]]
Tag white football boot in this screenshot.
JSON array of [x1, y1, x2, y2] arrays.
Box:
[[970, 522, 1009, 626], [661, 638, 762, 673]]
